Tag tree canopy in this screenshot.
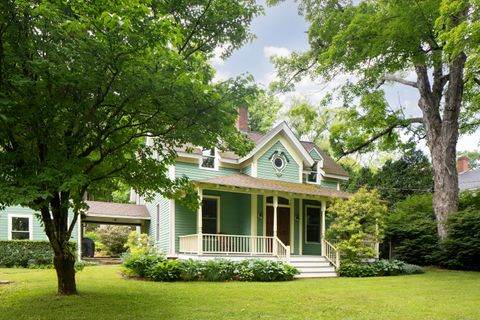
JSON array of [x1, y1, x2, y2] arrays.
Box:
[[0, 0, 262, 294], [269, 0, 479, 240]]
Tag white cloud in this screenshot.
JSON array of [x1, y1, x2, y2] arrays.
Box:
[[209, 47, 225, 67], [263, 46, 291, 59]]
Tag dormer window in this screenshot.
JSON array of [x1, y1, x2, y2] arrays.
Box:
[[306, 161, 318, 184], [200, 148, 217, 170]]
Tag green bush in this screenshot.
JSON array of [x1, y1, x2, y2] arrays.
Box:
[[121, 255, 299, 282], [0, 240, 54, 267], [97, 225, 132, 256], [440, 209, 480, 271], [177, 259, 202, 281], [202, 259, 237, 281], [386, 194, 440, 265], [338, 260, 424, 277], [121, 253, 165, 278], [146, 260, 180, 282]]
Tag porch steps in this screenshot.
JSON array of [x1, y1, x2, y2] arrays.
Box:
[[289, 256, 337, 278]]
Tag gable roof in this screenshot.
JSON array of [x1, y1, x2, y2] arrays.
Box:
[[239, 122, 315, 166], [300, 141, 349, 177], [459, 169, 480, 191]]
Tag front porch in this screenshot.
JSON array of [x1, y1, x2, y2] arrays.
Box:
[[173, 175, 349, 269]]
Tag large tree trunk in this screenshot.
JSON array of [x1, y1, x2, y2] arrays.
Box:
[[39, 195, 78, 295], [53, 249, 77, 295], [416, 52, 466, 241]]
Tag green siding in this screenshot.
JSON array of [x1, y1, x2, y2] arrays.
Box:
[[145, 193, 170, 253], [175, 190, 251, 252], [321, 180, 338, 189], [302, 199, 322, 255], [257, 141, 299, 183], [175, 161, 239, 180], [204, 190, 250, 235], [309, 149, 323, 161], [241, 164, 252, 176], [0, 206, 78, 242], [175, 202, 197, 252], [256, 195, 263, 236]]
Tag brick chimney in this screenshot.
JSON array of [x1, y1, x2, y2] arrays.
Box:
[[236, 107, 249, 132], [458, 156, 469, 174]]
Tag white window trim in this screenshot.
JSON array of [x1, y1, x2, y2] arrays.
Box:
[[202, 195, 221, 234], [199, 148, 219, 171], [305, 161, 320, 185], [156, 202, 161, 242], [304, 205, 321, 244], [8, 214, 33, 240]]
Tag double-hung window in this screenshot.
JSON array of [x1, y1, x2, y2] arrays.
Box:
[[9, 215, 32, 240], [200, 148, 217, 169], [202, 198, 219, 234], [306, 162, 318, 184]]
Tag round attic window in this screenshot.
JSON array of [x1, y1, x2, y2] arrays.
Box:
[[271, 152, 287, 176]]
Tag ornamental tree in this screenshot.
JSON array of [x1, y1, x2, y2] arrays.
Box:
[[0, 0, 261, 295], [270, 0, 480, 240], [327, 188, 387, 263]]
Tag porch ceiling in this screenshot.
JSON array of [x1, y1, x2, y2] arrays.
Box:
[[196, 174, 351, 199], [83, 201, 150, 224]]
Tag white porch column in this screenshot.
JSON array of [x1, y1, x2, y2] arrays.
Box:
[[273, 195, 278, 255], [321, 199, 326, 255], [77, 216, 82, 260], [251, 194, 257, 255], [197, 188, 203, 255]]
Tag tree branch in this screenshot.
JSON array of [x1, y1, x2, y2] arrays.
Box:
[[337, 117, 424, 159], [375, 75, 418, 89]]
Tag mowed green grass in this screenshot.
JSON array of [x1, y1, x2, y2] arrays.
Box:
[[0, 266, 479, 320]]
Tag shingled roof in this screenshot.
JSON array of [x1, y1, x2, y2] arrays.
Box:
[[459, 169, 480, 191], [197, 174, 351, 199], [300, 141, 349, 177], [85, 201, 150, 220]]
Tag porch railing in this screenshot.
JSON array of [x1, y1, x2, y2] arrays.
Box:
[[179, 233, 290, 262], [324, 239, 340, 269]]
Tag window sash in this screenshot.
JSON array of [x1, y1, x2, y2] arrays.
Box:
[[202, 198, 218, 234], [10, 216, 31, 240], [306, 207, 321, 243]]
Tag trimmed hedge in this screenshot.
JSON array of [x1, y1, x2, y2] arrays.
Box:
[[338, 259, 424, 277], [0, 240, 53, 267], [121, 254, 299, 282]]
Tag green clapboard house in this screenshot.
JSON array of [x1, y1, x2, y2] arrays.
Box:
[[130, 109, 352, 277]]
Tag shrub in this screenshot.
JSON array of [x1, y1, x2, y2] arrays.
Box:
[[121, 253, 165, 278], [121, 255, 299, 282], [439, 209, 480, 271], [0, 240, 53, 267], [338, 259, 424, 277], [146, 260, 180, 281], [97, 225, 132, 255], [202, 259, 237, 281], [124, 232, 154, 255], [327, 188, 387, 263], [178, 259, 203, 281], [385, 194, 440, 265]]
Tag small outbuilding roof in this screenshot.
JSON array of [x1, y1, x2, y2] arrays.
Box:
[[196, 174, 351, 199], [85, 201, 150, 220], [459, 169, 480, 191]]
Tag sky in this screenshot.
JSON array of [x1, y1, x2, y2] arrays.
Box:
[[211, 0, 480, 154]]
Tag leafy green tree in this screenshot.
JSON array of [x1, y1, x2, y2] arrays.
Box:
[[247, 89, 282, 133], [327, 188, 387, 263], [0, 0, 261, 294], [284, 98, 333, 149], [270, 0, 479, 240], [343, 150, 434, 205]]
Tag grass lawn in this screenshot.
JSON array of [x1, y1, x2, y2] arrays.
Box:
[[0, 266, 479, 320]]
